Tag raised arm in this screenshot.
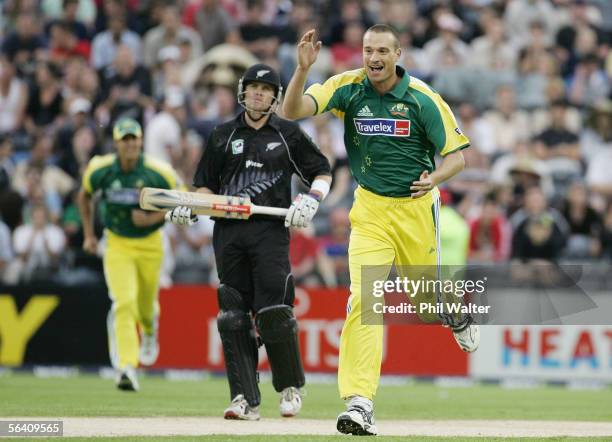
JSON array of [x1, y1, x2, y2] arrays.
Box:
[[282, 29, 321, 120]]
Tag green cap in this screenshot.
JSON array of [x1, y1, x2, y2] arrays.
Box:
[[113, 118, 143, 140]]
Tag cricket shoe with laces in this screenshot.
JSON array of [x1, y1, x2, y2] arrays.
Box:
[[452, 318, 480, 353], [223, 394, 260, 420], [139, 331, 159, 366], [336, 396, 377, 436], [279, 386, 302, 417], [116, 365, 139, 392]]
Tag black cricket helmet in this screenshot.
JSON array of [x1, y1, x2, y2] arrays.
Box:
[[237, 63, 283, 115]]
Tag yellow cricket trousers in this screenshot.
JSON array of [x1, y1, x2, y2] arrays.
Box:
[[103, 229, 163, 369], [338, 186, 441, 400]]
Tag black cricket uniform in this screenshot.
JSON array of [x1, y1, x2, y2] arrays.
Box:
[[193, 111, 331, 311]]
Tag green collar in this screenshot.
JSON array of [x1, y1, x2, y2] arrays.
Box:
[[113, 153, 144, 173], [364, 65, 410, 98]]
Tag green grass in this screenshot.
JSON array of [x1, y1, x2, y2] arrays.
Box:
[[1, 372, 611, 422]]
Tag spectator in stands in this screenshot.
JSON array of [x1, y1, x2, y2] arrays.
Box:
[[91, 11, 142, 70], [490, 143, 555, 215], [24, 61, 64, 135], [166, 215, 215, 284], [69, 125, 99, 178], [568, 53, 610, 107], [504, 0, 558, 49], [144, 87, 186, 169], [205, 85, 238, 125], [318, 208, 350, 287], [469, 14, 516, 72], [42, 0, 96, 32], [55, 97, 96, 177], [331, 20, 365, 74], [290, 226, 336, 287], [555, 0, 603, 77], [240, 0, 280, 63], [1, 12, 45, 77], [325, 0, 373, 46], [0, 55, 28, 135], [469, 191, 512, 263], [192, 0, 239, 52], [586, 143, 612, 203], [48, 20, 91, 63], [511, 186, 569, 262], [97, 45, 153, 130], [483, 84, 531, 155], [514, 47, 548, 110], [423, 12, 469, 72], [397, 28, 429, 78], [151, 45, 185, 100], [12, 204, 66, 282], [581, 100, 611, 159], [13, 134, 75, 202], [44, 0, 90, 41], [143, 3, 202, 68], [533, 99, 581, 162], [530, 77, 582, 136], [561, 180, 603, 259]]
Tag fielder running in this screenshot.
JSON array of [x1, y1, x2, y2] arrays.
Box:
[[78, 118, 181, 391], [166, 64, 332, 419], [283, 25, 480, 435]]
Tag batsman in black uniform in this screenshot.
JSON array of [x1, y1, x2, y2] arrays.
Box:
[[166, 64, 332, 420]]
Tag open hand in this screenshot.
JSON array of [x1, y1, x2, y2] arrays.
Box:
[[297, 29, 322, 70]]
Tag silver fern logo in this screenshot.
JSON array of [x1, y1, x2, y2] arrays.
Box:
[[225, 170, 283, 198]]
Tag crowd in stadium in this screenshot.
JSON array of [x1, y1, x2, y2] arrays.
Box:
[[0, 0, 610, 287]]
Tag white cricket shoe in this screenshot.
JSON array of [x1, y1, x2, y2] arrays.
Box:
[[336, 396, 377, 436], [116, 365, 139, 392], [452, 323, 480, 353], [279, 386, 302, 417], [139, 332, 159, 366], [223, 394, 260, 420]]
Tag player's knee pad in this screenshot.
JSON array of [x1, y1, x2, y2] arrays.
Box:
[[256, 304, 305, 392], [217, 284, 261, 406]]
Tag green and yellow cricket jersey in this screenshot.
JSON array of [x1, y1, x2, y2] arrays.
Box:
[[82, 153, 179, 237], [305, 66, 470, 197]]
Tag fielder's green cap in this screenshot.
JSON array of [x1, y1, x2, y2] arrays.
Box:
[[113, 118, 143, 140]]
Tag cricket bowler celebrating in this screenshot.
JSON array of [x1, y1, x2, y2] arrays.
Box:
[[78, 118, 181, 391], [283, 25, 480, 435]]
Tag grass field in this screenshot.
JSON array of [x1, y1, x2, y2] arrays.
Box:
[[1, 371, 611, 440], [2, 372, 611, 421]]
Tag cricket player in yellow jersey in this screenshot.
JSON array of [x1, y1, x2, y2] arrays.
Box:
[[78, 118, 181, 392], [283, 25, 480, 435]]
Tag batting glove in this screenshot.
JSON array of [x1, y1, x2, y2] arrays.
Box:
[[165, 206, 198, 226], [285, 193, 320, 228]]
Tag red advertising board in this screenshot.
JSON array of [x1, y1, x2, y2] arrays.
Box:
[[155, 286, 467, 376]]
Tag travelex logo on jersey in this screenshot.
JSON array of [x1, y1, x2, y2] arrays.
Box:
[[353, 118, 411, 137]]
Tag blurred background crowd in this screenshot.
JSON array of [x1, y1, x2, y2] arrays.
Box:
[[0, 0, 610, 288]]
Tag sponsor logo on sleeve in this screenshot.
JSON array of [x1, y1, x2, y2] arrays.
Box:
[[353, 118, 410, 137]]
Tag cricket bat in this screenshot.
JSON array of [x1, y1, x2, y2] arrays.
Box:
[[139, 187, 288, 219]]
